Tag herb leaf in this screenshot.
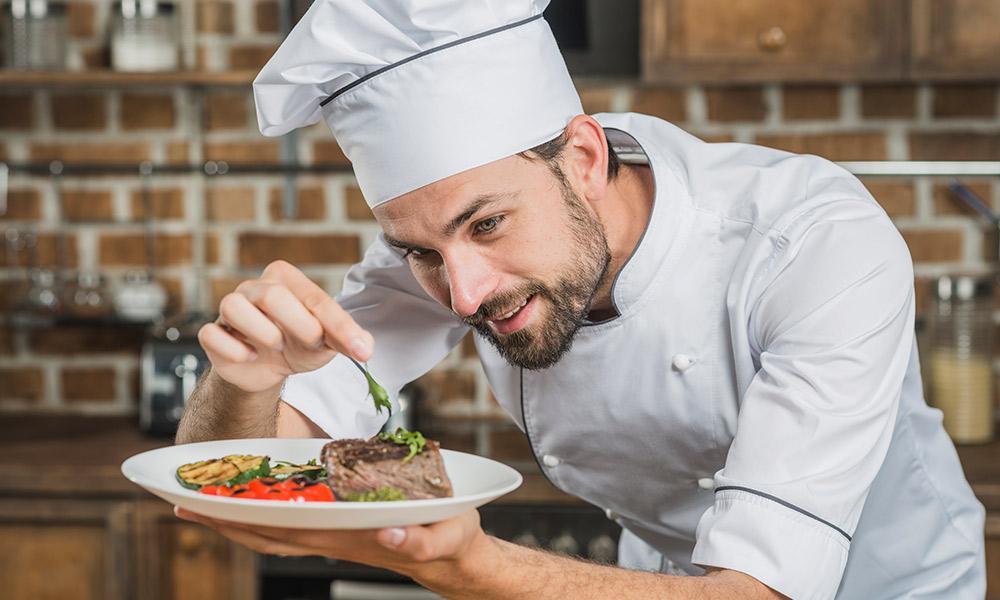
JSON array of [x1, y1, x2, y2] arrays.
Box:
[[378, 427, 427, 462]]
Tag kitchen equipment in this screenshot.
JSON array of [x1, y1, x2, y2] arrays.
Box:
[[114, 269, 167, 322], [62, 271, 112, 319], [925, 275, 995, 444], [121, 438, 523, 529], [111, 0, 179, 72], [2, 0, 67, 69], [139, 313, 208, 435]]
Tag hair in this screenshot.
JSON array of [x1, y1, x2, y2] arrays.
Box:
[[518, 129, 621, 185]]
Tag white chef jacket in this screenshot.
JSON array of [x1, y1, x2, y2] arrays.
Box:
[[282, 112, 986, 599]]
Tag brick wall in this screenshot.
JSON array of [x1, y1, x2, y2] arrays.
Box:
[[1, 4, 999, 449]]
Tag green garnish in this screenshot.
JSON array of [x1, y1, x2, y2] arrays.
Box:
[[378, 427, 427, 462], [344, 486, 408, 502], [348, 357, 392, 416]]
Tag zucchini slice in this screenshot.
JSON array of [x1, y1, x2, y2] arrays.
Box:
[[175, 455, 270, 490]]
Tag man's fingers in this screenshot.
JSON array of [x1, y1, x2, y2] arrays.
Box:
[[259, 261, 374, 361], [198, 322, 258, 363], [218, 293, 285, 352], [238, 282, 325, 349]]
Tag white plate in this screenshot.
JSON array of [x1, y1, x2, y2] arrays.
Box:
[[121, 438, 522, 529]]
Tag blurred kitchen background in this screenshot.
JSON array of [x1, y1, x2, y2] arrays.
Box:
[[1, 1, 999, 599]]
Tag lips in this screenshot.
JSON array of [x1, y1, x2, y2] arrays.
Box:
[[490, 296, 531, 322], [486, 294, 537, 335]]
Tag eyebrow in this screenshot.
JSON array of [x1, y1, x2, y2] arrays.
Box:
[[383, 191, 516, 250]]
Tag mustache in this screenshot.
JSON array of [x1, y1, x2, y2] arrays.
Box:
[[462, 283, 545, 328]]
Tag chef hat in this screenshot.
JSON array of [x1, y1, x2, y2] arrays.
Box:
[[253, 0, 583, 208]]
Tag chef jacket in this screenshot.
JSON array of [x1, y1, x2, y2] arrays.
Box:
[[282, 112, 986, 599]]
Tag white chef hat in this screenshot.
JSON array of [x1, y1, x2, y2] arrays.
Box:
[[252, 0, 583, 208]]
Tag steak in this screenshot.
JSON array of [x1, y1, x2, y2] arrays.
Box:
[[321, 437, 453, 500]]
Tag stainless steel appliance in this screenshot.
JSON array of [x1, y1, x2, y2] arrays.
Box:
[[140, 314, 209, 436]]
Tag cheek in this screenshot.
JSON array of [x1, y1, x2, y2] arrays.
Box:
[[411, 267, 452, 308]]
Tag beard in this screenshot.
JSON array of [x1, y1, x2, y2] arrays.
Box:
[[463, 181, 612, 370]]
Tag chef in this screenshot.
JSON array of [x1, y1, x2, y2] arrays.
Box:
[[175, 1, 987, 598]]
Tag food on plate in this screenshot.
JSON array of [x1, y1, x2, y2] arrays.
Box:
[[175, 428, 452, 502], [323, 429, 453, 501]]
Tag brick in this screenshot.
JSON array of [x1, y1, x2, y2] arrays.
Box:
[[120, 93, 175, 130], [81, 46, 109, 70], [782, 85, 840, 121], [933, 84, 997, 119], [909, 132, 1000, 161], [345, 186, 374, 220], [705, 86, 766, 122], [860, 180, 915, 218], [130, 188, 185, 220], [899, 229, 964, 263], [414, 369, 477, 406], [206, 186, 256, 221], [166, 142, 189, 163], [699, 134, 735, 143], [157, 276, 184, 313], [313, 140, 352, 166], [229, 44, 278, 71], [61, 190, 113, 222], [0, 94, 35, 130], [255, 0, 280, 33], [203, 141, 280, 164], [489, 428, 536, 462], [204, 91, 248, 130], [269, 187, 325, 221], [755, 132, 887, 161], [0, 189, 42, 220], [238, 233, 360, 267], [630, 87, 686, 122], [0, 327, 14, 355], [29, 324, 145, 355], [932, 180, 993, 217], [913, 276, 934, 316], [99, 233, 192, 266], [206, 232, 220, 265], [0, 368, 44, 402], [61, 367, 116, 402], [210, 277, 244, 307], [861, 84, 917, 119], [575, 85, 614, 114], [0, 233, 78, 267], [0, 280, 30, 311], [67, 1, 96, 38], [196, 0, 234, 33], [31, 143, 151, 163], [51, 93, 107, 131]]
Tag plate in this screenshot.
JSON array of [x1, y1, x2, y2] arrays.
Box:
[[121, 438, 523, 529]]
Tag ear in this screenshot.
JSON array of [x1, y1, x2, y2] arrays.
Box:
[[562, 114, 611, 203]]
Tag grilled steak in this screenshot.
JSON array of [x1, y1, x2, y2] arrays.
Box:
[[321, 437, 453, 500]]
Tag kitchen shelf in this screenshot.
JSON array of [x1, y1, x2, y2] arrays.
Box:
[[0, 69, 257, 87]]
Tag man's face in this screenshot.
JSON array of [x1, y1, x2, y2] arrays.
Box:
[[373, 154, 611, 370]]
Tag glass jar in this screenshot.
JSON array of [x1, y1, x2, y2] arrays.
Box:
[[110, 0, 179, 72], [925, 275, 995, 444], [2, 0, 68, 70]]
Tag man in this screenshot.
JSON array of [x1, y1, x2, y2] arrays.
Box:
[[176, 1, 986, 598]]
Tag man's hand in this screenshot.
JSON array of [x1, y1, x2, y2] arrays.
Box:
[[198, 260, 375, 393]]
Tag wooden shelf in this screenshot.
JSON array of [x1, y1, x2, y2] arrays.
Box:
[[0, 69, 257, 87]]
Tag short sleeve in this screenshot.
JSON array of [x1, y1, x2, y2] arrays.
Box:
[[691, 206, 916, 599], [281, 234, 468, 437]]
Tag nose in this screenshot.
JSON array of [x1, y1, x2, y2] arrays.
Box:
[[444, 250, 499, 318]]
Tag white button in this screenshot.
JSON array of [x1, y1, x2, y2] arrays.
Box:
[[672, 354, 693, 371], [604, 508, 620, 521], [542, 454, 561, 468], [697, 477, 715, 490]]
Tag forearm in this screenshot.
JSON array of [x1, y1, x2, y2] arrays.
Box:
[[175, 367, 283, 443], [411, 536, 779, 600]]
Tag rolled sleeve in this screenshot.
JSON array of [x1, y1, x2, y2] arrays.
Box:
[[692, 205, 915, 599]]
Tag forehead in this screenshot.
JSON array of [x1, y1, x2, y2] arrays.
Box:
[[372, 154, 540, 226]]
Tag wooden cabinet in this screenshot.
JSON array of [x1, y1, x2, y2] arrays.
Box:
[[642, 0, 1000, 83], [642, 0, 906, 83], [911, 0, 1000, 79]]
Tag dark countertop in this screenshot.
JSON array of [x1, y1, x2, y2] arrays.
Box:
[[0, 415, 578, 504], [1, 416, 996, 510]]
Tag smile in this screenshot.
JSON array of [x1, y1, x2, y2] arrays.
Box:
[[490, 296, 531, 322]]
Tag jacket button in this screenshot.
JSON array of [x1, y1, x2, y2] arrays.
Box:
[[605, 508, 620, 521], [542, 454, 561, 468], [672, 354, 694, 371], [697, 477, 715, 490]]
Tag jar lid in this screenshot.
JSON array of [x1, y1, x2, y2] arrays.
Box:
[[113, 0, 175, 18], [933, 275, 994, 301], [4, 1, 68, 18]]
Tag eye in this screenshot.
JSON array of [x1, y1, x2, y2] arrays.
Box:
[[474, 215, 504, 234]]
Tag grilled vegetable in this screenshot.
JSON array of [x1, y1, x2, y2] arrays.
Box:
[[175, 455, 270, 490]]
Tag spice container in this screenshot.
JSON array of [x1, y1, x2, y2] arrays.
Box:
[[2, 0, 67, 70], [925, 275, 996, 444], [111, 0, 179, 72]]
